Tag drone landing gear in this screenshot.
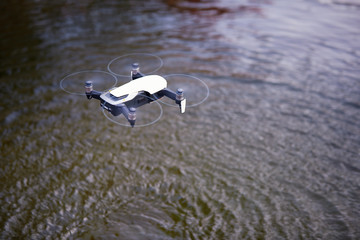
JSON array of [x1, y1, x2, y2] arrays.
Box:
[[175, 88, 186, 114], [157, 88, 186, 113]]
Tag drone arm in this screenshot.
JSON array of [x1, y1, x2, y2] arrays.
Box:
[[158, 88, 176, 100], [86, 90, 102, 100]]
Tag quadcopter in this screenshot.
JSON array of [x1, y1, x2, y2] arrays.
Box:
[[85, 63, 186, 127], [60, 53, 209, 128]]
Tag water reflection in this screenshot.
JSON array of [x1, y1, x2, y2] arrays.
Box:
[[0, 1, 44, 76]]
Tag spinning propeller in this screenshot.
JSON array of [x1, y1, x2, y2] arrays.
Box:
[[60, 70, 118, 95], [155, 74, 209, 108], [59, 53, 209, 127], [107, 53, 163, 77]]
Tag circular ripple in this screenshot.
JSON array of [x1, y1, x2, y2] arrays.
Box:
[[158, 74, 209, 108], [60, 70, 118, 95], [107, 53, 163, 77], [102, 94, 163, 128]]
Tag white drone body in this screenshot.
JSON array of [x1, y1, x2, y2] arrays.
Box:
[[85, 73, 186, 127]]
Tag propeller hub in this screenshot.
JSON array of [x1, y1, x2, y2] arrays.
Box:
[[176, 88, 184, 101], [128, 107, 136, 121], [85, 81, 93, 93]]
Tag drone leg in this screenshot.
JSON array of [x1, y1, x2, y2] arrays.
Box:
[[175, 88, 186, 113], [158, 88, 186, 113]]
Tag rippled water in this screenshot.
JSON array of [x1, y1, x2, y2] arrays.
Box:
[[1, 0, 360, 239]]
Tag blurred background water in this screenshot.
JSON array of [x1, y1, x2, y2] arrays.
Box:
[[1, 0, 360, 239]]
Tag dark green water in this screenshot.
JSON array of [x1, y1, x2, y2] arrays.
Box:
[[1, 0, 360, 239]]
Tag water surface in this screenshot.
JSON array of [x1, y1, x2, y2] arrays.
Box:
[[1, 0, 360, 239]]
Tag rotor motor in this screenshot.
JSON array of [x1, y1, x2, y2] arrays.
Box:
[[176, 88, 184, 102], [85, 81, 93, 99], [128, 107, 136, 121]]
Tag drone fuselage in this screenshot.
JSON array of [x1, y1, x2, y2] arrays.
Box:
[[109, 75, 167, 99], [99, 75, 167, 116], [100, 92, 156, 116]]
